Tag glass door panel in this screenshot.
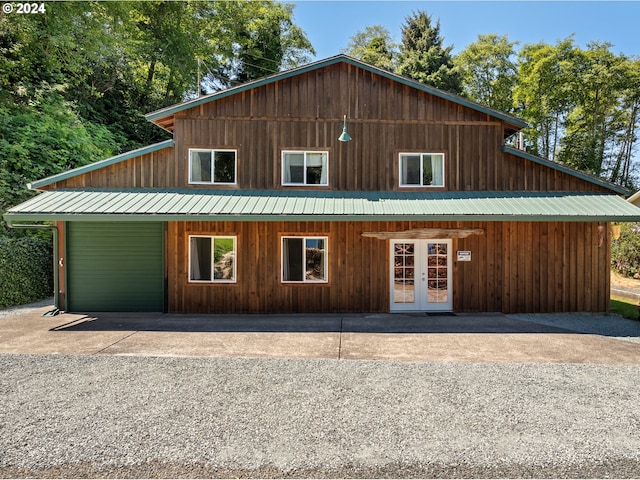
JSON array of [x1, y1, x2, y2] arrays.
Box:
[[426, 242, 449, 305], [390, 239, 452, 312], [392, 242, 416, 305]]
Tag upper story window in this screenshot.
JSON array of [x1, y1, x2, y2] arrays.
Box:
[[189, 149, 236, 185], [282, 151, 328, 186], [399, 153, 445, 187]]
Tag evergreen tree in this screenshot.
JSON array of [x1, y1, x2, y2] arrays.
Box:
[[397, 11, 462, 94]]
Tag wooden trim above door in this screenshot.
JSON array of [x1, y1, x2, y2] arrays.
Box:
[[364, 228, 483, 240]]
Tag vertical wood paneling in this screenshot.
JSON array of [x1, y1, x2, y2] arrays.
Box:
[[47, 62, 612, 195], [165, 220, 609, 314]]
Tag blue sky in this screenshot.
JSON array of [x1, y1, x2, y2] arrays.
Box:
[[291, 1, 640, 59]]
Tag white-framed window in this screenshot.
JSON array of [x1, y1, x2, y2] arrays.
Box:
[[282, 151, 328, 186], [189, 149, 237, 185], [281, 236, 328, 283], [399, 153, 445, 187], [189, 235, 236, 283]]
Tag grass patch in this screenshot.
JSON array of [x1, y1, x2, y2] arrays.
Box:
[[610, 296, 639, 320]]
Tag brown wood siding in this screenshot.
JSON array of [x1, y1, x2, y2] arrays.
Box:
[[166, 220, 610, 314], [48, 128, 612, 192], [43, 146, 176, 189], [42, 63, 612, 194]]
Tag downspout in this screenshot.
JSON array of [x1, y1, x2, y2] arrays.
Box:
[[5, 223, 60, 315]]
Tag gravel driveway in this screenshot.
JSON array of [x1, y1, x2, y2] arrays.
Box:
[[1, 354, 639, 478]]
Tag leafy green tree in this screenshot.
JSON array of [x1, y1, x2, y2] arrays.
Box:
[[81, 1, 312, 145], [514, 38, 578, 160], [609, 59, 640, 187], [455, 34, 519, 112], [556, 43, 629, 176], [0, 3, 121, 232], [230, 2, 314, 82], [612, 223, 640, 278], [0, 95, 117, 233], [0, 0, 314, 230], [397, 11, 462, 94], [343, 25, 399, 71]]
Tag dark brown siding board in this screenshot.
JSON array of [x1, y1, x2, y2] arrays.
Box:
[[539, 222, 549, 312], [571, 222, 580, 311], [584, 223, 593, 311]]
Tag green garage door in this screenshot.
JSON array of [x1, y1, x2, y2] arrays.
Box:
[[67, 222, 164, 312]]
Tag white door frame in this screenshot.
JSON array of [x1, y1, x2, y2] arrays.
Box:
[[389, 239, 453, 312]]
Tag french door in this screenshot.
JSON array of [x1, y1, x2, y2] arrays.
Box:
[[390, 239, 452, 312]]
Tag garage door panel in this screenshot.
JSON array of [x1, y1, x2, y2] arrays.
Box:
[[67, 222, 164, 312]]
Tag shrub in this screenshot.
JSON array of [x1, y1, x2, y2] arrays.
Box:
[[0, 236, 53, 309], [611, 222, 640, 278]]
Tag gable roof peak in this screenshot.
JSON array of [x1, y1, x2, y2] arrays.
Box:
[[145, 54, 528, 133]]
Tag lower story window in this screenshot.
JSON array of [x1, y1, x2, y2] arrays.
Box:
[[282, 236, 327, 282], [189, 236, 236, 282]]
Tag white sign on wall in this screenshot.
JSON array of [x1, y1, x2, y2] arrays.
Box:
[[457, 251, 471, 262]]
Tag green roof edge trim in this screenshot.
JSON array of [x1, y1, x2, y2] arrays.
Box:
[[7, 213, 640, 225], [28, 139, 175, 190], [145, 55, 529, 130], [502, 145, 629, 196]]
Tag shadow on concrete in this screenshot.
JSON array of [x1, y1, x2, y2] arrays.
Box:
[[51, 312, 578, 334], [508, 313, 640, 340]]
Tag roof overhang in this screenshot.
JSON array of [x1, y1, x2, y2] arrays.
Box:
[[6, 189, 640, 225]]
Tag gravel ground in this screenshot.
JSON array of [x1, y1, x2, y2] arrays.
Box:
[[1, 354, 640, 478], [2, 300, 639, 478], [0, 298, 54, 319]]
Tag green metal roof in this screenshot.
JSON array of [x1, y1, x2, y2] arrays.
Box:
[[145, 55, 529, 131], [502, 146, 629, 195], [28, 140, 175, 190], [6, 189, 640, 224]]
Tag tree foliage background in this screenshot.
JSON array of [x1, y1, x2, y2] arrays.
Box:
[[0, 0, 313, 233]]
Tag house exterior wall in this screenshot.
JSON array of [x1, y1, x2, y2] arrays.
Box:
[[166, 220, 610, 314], [41, 60, 615, 314]]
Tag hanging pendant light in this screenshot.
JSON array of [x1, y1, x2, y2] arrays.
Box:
[[338, 115, 352, 142]]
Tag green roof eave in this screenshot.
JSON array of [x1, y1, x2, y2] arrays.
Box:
[[6, 189, 640, 225], [7, 212, 640, 225], [502, 145, 630, 195], [28, 139, 175, 190], [145, 55, 528, 131]]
